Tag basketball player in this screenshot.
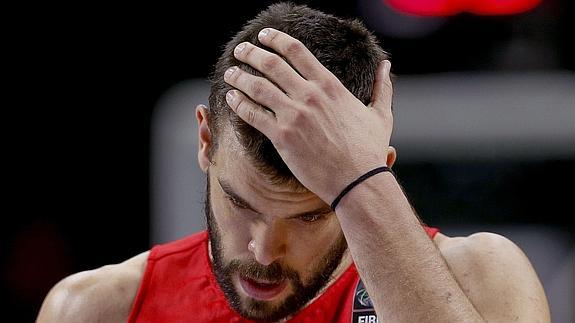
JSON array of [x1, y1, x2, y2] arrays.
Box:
[[37, 3, 550, 322]]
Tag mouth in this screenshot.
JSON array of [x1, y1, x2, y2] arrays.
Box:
[[238, 274, 288, 301]]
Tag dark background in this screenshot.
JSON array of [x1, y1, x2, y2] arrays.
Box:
[[4, 0, 574, 321]]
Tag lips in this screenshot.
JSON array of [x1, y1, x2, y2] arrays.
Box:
[[238, 274, 288, 300]]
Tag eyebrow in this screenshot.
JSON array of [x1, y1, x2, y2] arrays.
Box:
[[217, 177, 333, 219]]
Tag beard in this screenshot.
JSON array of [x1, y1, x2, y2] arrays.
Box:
[[204, 175, 348, 322]]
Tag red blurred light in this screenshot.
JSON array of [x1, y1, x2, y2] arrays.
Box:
[[385, 0, 542, 16]]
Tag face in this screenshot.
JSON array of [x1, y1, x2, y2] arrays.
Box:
[[202, 130, 348, 321]]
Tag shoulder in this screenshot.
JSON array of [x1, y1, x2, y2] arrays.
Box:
[[434, 232, 551, 322], [36, 251, 149, 323]]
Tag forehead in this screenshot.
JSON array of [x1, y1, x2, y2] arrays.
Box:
[[213, 144, 302, 194], [211, 130, 324, 208], [213, 127, 302, 189]]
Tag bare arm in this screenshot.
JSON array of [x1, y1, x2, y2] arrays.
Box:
[[223, 27, 550, 322], [335, 172, 483, 322], [334, 173, 552, 322], [36, 251, 147, 323], [440, 233, 551, 322]]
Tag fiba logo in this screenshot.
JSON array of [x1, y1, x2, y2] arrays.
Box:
[[355, 286, 373, 307], [352, 279, 378, 323]]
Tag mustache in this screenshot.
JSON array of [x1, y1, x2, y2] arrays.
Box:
[[226, 259, 301, 283]]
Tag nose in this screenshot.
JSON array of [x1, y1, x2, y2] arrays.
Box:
[[249, 221, 287, 266]]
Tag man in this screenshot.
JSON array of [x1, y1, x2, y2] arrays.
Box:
[[37, 3, 550, 322]]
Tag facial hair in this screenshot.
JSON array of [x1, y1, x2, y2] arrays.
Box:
[[204, 175, 348, 322]]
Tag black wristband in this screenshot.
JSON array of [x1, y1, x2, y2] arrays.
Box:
[[330, 166, 393, 211]]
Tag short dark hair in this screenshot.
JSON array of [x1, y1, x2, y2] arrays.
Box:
[[208, 2, 388, 189]]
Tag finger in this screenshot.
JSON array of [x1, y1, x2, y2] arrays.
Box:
[[233, 42, 308, 96], [370, 60, 393, 114], [257, 28, 333, 82], [224, 65, 291, 114], [226, 89, 276, 137]]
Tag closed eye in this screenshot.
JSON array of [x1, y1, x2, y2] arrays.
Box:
[[298, 213, 328, 223], [227, 195, 329, 223], [226, 195, 249, 209]]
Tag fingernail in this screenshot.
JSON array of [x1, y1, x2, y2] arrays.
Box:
[[224, 66, 237, 80], [234, 43, 246, 55], [258, 28, 270, 39], [226, 90, 236, 104]]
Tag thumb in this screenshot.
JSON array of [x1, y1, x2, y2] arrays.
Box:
[[369, 60, 393, 111]]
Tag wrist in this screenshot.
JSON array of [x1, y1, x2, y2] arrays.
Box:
[[331, 166, 394, 211], [335, 170, 398, 214]]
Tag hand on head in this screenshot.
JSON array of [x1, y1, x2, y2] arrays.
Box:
[[224, 28, 394, 203]]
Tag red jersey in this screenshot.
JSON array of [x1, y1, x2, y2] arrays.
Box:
[[128, 227, 439, 322]]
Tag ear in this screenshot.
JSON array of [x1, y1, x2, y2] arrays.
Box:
[[196, 104, 212, 173], [386, 146, 397, 168]]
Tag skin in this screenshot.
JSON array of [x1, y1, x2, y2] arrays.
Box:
[[204, 144, 350, 320], [36, 28, 551, 323], [221, 28, 550, 322]]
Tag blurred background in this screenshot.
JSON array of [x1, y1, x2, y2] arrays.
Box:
[[4, 0, 574, 321]]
